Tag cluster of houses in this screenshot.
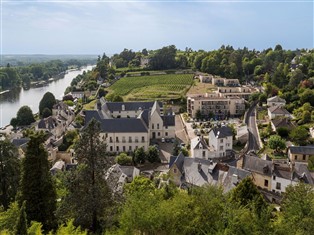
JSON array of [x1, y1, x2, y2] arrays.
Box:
[[6, 72, 313, 203]]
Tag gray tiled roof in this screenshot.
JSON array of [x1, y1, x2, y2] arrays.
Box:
[[271, 118, 295, 129], [162, 115, 175, 127], [289, 146, 314, 155], [12, 138, 30, 147], [104, 100, 162, 112], [267, 96, 286, 103], [211, 126, 233, 138], [84, 110, 148, 133], [169, 152, 185, 173], [243, 155, 272, 176], [268, 106, 291, 115]]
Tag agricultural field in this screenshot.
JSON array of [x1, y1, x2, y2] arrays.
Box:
[[106, 74, 193, 101]]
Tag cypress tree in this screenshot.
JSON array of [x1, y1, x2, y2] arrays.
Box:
[[14, 201, 28, 235], [19, 132, 56, 231]]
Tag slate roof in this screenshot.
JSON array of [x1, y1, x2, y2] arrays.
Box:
[[268, 106, 291, 115], [294, 162, 314, 185], [12, 138, 30, 147], [169, 152, 185, 173], [162, 115, 175, 127], [271, 118, 295, 129], [243, 155, 272, 176], [211, 126, 233, 138], [267, 96, 286, 103], [84, 110, 148, 133], [103, 99, 162, 112], [289, 146, 314, 155]]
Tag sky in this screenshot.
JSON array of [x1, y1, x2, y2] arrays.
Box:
[[1, 0, 313, 55]]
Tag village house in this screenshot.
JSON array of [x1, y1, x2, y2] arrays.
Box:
[[267, 106, 292, 120], [84, 98, 175, 153], [207, 125, 233, 158], [288, 146, 314, 163], [242, 155, 314, 197], [190, 136, 214, 159], [169, 154, 251, 192], [271, 117, 295, 131], [267, 96, 286, 107], [105, 164, 140, 195]]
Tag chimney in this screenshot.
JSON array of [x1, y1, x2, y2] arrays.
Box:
[[198, 162, 202, 172], [232, 174, 238, 185]]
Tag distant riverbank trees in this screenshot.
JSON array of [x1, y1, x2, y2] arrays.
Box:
[[0, 59, 95, 91]]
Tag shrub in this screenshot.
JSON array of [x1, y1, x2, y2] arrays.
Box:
[[115, 153, 133, 166]]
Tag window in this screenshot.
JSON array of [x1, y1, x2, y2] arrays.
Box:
[[116, 146, 119, 151], [165, 126, 168, 129], [110, 146, 113, 152], [152, 124, 154, 129], [129, 137, 132, 143], [295, 155, 297, 160], [122, 137, 126, 143], [129, 146, 132, 151], [220, 139, 223, 143], [165, 132, 168, 136], [116, 137, 119, 142], [158, 132, 160, 136], [157, 124, 160, 129], [220, 146, 223, 151], [202, 151, 206, 158], [303, 155, 306, 160], [109, 137, 113, 143], [264, 179, 269, 187], [273, 175, 276, 180], [142, 136, 145, 142], [276, 182, 281, 190], [123, 146, 126, 152], [135, 137, 139, 143], [173, 168, 177, 173]]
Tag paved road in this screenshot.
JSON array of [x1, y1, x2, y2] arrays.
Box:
[[245, 104, 261, 153]]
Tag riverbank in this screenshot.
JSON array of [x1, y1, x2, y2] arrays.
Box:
[[0, 65, 95, 128]]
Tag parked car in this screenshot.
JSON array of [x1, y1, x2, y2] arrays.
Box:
[[161, 138, 165, 143]]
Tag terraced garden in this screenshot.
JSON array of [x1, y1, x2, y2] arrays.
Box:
[[106, 74, 193, 101]]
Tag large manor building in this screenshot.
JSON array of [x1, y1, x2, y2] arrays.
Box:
[[84, 98, 175, 153]]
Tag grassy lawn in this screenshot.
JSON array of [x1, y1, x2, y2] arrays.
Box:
[[83, 100, 96, 110], [187, 80, 217, 95], [106, 74, 193, 101]]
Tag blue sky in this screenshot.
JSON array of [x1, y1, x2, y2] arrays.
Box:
[[1, 0, 313, 54]]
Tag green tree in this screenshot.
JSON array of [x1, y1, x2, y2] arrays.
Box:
[[275, 183, 314, 235], [146, 146, 160, 163], [289, 126, 308, 145], [0, 202, 20, 232], [14, 201, 28, 235], [16, 106, 35, 126], [19, 133, 57, 231], [268, 135, 286, 152], [42, 107, 52, 118], [10, 118, 18, 129], [134, 147, 146, 164], [58, 119, 111, 233], [39, 92, 56, 116], [115, 153, 133, 166], [0, 139, 20, 210]]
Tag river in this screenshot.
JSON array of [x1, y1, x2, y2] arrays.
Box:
[[0, 65, 95, 127]]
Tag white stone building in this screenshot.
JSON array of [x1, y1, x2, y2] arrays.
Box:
[[208, 125, 233, 158], [84, 98, 175, 153]]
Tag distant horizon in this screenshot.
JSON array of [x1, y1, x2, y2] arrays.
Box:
[[1, 44, 313, 57]]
